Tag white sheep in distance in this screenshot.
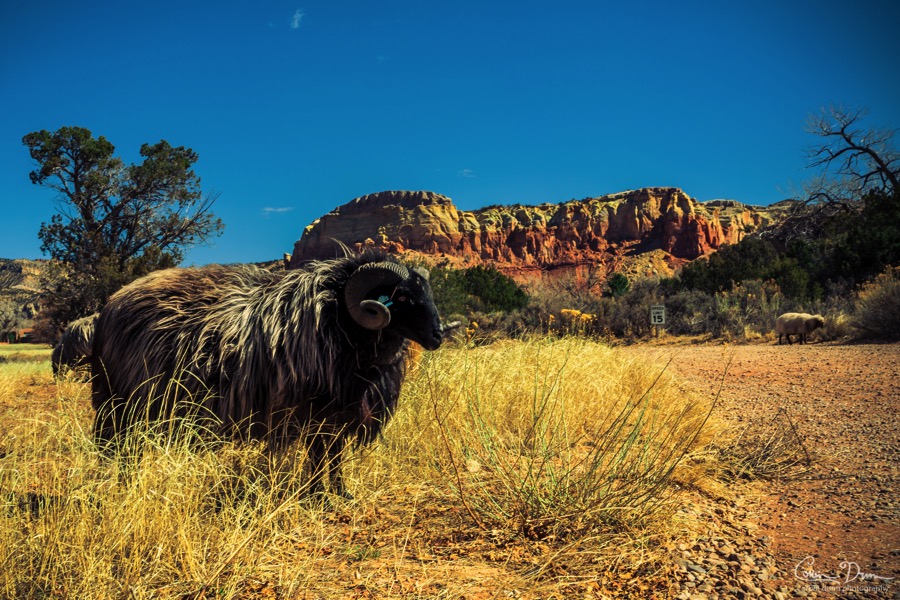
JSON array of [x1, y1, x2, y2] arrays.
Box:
[[775, 312, 825, 345]]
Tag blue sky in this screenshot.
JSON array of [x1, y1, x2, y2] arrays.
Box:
[[2, 0, 898, 265]]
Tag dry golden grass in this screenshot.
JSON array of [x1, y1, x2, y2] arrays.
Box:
[[0, 338, 732, 599]]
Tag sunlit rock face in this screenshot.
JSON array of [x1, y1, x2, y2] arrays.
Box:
[[289, 188, 783, 283]]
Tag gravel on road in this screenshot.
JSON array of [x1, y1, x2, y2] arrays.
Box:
[[627, 342, 900, 599]]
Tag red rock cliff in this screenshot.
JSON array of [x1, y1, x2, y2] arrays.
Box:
[[289, 188, 780, 279]]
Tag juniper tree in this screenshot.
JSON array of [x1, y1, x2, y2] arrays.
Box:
[[24, 126, 224, 332]]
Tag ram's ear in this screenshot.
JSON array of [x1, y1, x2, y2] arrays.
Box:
[[411, 266, 430, 282]]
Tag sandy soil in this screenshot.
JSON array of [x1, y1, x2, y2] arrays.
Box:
[[628, 341, 900, 597]]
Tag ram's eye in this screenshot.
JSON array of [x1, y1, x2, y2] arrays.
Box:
[[397, 295, 408, 303]]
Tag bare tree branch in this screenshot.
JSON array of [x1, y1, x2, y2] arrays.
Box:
[[773, 106, 900, 243], [805, 105, 899, 199]]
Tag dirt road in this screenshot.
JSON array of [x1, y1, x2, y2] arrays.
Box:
[[629, 342, 900, 597]]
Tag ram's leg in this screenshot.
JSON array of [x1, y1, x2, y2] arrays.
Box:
[[306, 434, 350, 499], [307, 435, 329, 496], [326, 438, 352, 499]]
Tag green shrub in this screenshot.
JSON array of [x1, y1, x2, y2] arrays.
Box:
[[677, 191, 900, 302], [606, 273, 630, 298], [428, 266, 470, 317], [463, 265, 529, 311], [430, 265, 528, 319], [678, 237, 782, 295]]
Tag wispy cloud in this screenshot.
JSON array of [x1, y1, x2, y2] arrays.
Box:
[[458, 169, 476, 179], [261, 207, 295, 217], [290, 9, 304, 29]]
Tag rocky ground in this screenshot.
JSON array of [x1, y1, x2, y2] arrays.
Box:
[[628, 342, 900, 600]]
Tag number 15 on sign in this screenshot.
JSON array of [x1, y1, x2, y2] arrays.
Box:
[[650, 305, 666, 326]]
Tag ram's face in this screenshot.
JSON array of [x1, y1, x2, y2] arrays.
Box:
[[380, 268, 444, 351]]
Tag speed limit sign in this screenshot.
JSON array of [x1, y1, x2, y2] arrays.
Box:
[[650, 305, 666, 326]]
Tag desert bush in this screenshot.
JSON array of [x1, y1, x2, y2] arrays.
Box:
[[676, 279, 795, 340], [802, 284, 854, 341], [441, 267, 861, 343], [737, 280, 787, 332], [525, 274, 593, 319], [664, 290, 717, 335], [709, 290, 745, 339], [598, 278, 662, 338], [819, 310, 853, 340], [852, 266, 900, 339], [457, 310, 534, 345], [718, 407, 811, 481]]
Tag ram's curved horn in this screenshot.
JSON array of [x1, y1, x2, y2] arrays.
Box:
[[344, 262, 410, 330]]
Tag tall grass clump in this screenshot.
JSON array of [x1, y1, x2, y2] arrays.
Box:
[[0, 349, 331, 599], [0, 405, 333, 599], [717, 407, 812, 481], [378, 337, 719, 542]]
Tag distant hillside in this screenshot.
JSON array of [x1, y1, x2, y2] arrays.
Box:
[[0, 259, 44, 292], [289, 188, 793, 283], [0, 259, 46, 326]]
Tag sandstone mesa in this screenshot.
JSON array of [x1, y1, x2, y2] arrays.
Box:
[[289, 188, 790, 283]]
